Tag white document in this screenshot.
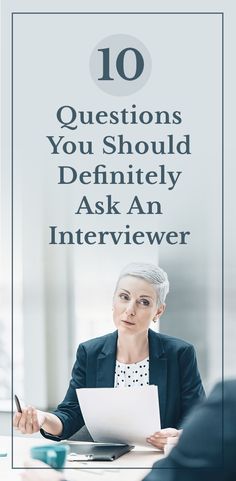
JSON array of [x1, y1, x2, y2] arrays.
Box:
[[76, 385, 160, 446]]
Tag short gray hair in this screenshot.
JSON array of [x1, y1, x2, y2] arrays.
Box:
[[116, 262, 169, 307]]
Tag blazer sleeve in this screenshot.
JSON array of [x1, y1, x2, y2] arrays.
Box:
[[41, 343, 87, 441], [178, 344, 206, 426]]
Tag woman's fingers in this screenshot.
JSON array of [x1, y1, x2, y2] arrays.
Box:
[[26, 408, 38, 434], [18, 408, 29, 434], [146, 435, 168, 449], [13, 412, 22, 428], [146, 428, 180, 449], [14, 406, 42, 434], [159, 428, 179, 437], [32, 409, 41, 432], [150, 428, 180, 438]]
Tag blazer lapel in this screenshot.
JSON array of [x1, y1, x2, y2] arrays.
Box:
[[96, 331, 118, 387], [148, 329, 167, 428]]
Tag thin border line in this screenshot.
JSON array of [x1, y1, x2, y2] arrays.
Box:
[[12, 466, 226, 471], [221, 11, 225, 473], [11, 11, 14, 471], [11, 11, 223, 15], [11, 11, 224, 471]]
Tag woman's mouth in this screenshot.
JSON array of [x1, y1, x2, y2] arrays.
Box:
[[121, 320, 135, 325]]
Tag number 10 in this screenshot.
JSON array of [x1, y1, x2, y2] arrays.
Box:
[[98, 47, 144, 81]]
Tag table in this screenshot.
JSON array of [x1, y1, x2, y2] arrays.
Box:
[[0, 436, 165, 481]]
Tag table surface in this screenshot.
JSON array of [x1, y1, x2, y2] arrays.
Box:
[[1, 436, 165, 481]]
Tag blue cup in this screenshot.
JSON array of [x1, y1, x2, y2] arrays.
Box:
[[30, 444, 69, 470]]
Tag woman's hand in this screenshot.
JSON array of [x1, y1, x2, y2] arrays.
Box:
[[13, 407, 46, 434], [13, 408, 63, 436], [20, 460, 64, 481], [146, 427, 180, 450]]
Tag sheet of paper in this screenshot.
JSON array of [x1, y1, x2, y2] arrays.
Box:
[[76, 385, 160, 446]]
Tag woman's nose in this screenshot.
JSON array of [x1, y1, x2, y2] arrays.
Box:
[[125, 301, 136, 316]]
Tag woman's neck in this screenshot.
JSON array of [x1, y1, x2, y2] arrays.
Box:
[[116, 331, 149, 364]]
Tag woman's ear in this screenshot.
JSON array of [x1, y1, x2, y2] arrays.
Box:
[[156, 303, 166, 319]]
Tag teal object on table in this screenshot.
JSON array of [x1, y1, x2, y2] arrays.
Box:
[[30, 444, 69, 469], [0, 451, 7, 457]]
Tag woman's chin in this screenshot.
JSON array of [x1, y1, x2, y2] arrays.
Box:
[[118, 322, 137, 334]]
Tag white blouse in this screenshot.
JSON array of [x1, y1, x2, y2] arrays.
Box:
[[114, 357, 149, 388]]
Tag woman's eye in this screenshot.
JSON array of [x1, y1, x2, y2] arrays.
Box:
[[139, 299, 150, 306], [119, 293, 129, 301]]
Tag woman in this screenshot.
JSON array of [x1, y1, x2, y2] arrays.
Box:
[[14, 263, 205, 449]]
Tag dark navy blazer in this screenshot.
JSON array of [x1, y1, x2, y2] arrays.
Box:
[[42, 329, 205, 441]]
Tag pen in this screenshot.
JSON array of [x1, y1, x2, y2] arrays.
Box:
[[14, 394, 22, 413]]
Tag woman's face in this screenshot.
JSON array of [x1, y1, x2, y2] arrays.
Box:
[[113, 275, 164, 335]]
